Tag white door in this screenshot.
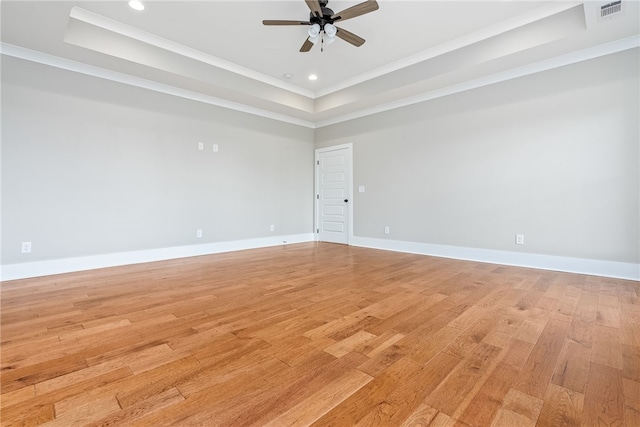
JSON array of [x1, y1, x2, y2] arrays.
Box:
[[316, 145, 352, 244]]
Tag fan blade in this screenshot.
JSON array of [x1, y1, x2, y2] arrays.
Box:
[[336, 27, 365, 47], [305, 0, 322, 17], [331, 0, 379, 21], [263, 20, 310, 25], [300, 37, 314, 52]]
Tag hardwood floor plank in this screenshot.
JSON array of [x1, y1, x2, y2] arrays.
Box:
[[582, 362, 625, 427], [500, 338, 534, 370], [457, 362, 519, 427], [364, 294, 449, 337], [84, 387, 185, 427], [574, 292, 599, 322], [357, 352, 462, 426], [357, 341, 407, 378], [490, 388, 543, 427], [443, 313, 502, 360], [0, 384, 34, 407], [568, 316, 594, 348], [324, 330, 377, 358], [623, 378, 640, 427], [400, 403, 440, 427], [263, 369, 373, 426], [239, 351, 368, 426], [48, 396, 121, 427], [513, 307, 551, 344], [591, 324, 623, 369], [596, 304, 621, 329], [424, 343, 502, 415], [354, 330, 405, 358], [0, 402, 55, 427], [407, 325, 463, 364], [537, 383, 584, 427], [115, 355, 201, 408], [620, 306, 640, 347], [513, 317, 570, 399], [551, 340, 591, 393], [481, 308, 525, 349], [1, 354, 89, 394], [311, 356, 424, 426], [622, 343, 640, 382], [1, 243, 638, 426]]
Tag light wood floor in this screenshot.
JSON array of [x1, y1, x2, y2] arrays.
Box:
[[1, 243, 639, 426]]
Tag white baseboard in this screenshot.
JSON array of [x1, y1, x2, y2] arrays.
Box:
[[350, 236, 640, 281], [0, 233, 315, 282], [3, 234, 638, 282]]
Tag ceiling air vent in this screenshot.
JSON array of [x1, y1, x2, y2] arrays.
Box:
[[599, 1, 622, 19]]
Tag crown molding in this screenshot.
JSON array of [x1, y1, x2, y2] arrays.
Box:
[[314, 35, 640, 128], [69, 6, 316, 99], [313, 0, 583, 98], [0, 43, 316, 129], [3, 36, 638, 129]]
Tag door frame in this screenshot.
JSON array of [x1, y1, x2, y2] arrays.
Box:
[[314, 143, 353, 244]]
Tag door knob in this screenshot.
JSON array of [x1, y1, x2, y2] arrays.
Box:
[[344, 199, 349, 202]]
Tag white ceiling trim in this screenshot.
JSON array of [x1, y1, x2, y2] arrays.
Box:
[[0, 43, 315, 129], [2, 36, 637, 130], [69, 2, 585, 101], [314, 36, 640, 128], [314, 0, 583, 98], [70, 6, 316, 99]]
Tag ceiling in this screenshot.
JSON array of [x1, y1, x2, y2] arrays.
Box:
[[1, 1, 638, 128]]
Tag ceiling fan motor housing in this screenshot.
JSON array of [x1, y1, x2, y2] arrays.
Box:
[[310, 7, 335, 28]]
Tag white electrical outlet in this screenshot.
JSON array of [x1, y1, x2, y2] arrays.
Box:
[[21, 242, 32, 253], [516, 234, 525, 245], [196, 229, 203, 238], [384, 226, 390, 234], [213, 144, 219, 152], [358, 185, 365, 193], [198, 142, 204, 151], [270, 224, 275, 232]]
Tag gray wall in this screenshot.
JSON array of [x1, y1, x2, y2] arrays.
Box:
[[3, 49, 638, 269], [1, 57, 314, 265], [316, 49, 640, 264]]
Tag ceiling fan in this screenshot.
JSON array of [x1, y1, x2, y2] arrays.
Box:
[[263, 0, 379, 52]]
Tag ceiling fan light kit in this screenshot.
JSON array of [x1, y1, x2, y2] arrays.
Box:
[[263, 0, 379, 52], [308, 23, 321, 38]]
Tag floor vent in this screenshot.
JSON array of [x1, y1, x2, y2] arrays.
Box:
[[599, 0, 622, 19]]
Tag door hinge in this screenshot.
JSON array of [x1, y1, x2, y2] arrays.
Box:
[[317, 160, 320, 165], [316, 194, 319, 199], [317, 228, 319, 233]]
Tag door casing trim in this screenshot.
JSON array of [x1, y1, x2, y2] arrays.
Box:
[[314, 143, 353, 244]]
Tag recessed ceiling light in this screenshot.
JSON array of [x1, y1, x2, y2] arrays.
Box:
[[283, 73, 293, 80], [308, 74, 318, 81], [128, 0, 145, 11]]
